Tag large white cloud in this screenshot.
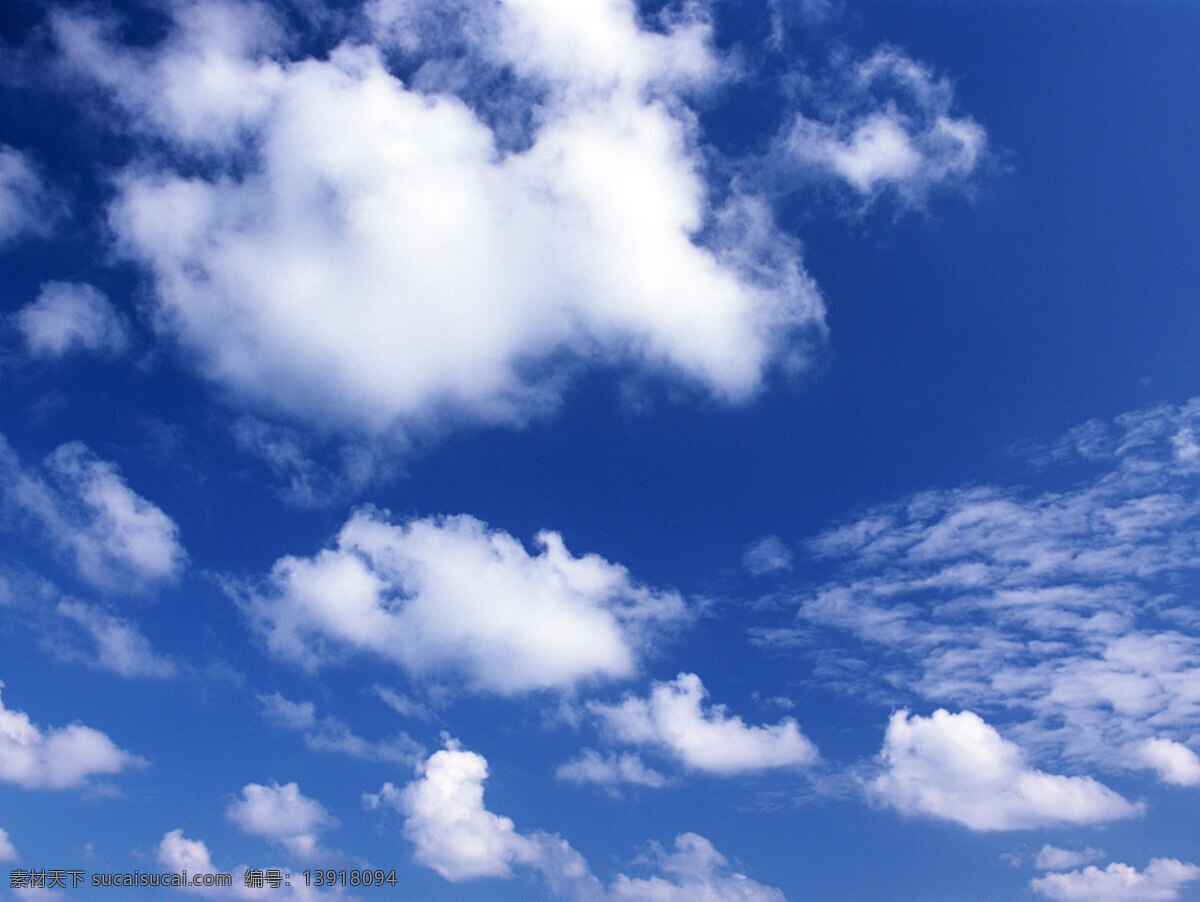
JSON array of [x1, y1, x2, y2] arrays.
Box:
[[1030, 859, 1200, 902], [226, 782, 337, 859], [14, 282, 129, 360], [244, 509, 687, 694], [0, 434, 185, 593], [591, 672, 817, 774], [373, 741, 786, 900], [0, 681, 144, 790], [52, 0, 823, 439], [869, 709, 1140, 831]]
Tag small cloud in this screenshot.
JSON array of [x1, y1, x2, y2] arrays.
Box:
[[0, 682, 145, 790], [0, 826, 17, 862], [1137, 738, 1200, 787], [1031, 859, 1200, 902], [1035, 845, 1105, 872], [14, 283, 129, 360], [55, 601, 177, 678], [226, 782, 337, 860], [591, 672, 818, 774], [555, 749, 669, 789], [742, 535, 793, 576]]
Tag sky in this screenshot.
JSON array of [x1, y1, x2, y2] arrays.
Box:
[[1, 0, 1199, 900]]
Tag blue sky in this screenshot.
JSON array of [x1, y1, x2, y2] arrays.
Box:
[[1, 0, 1199, 899]]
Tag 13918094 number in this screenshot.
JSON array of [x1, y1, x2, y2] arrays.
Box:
[[303, 870, 397, 887]]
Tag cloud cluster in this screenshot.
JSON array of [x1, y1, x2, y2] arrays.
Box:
[[774, 398, 1200, 781], [373, 741, 785, 900], [1030, 859, 1200, 902], [870, 709, 1140, 831], [591, 672, 817, 774], [53, 0, 823, 439], [0, 434, 185, 593], [0, 681, 144, 789], [14, 283, 129, 360], [245, 510, 686, 694]]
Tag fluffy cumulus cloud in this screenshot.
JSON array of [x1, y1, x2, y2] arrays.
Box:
[[0, 681, 144, 789], [54, 601, 177, 678], [766, 398, 1200, 780], [245, 509, 686, 694], [784, 48, 986, 207], [0, 434, 185, 593], [1030, 859, 1200, 902], [49, 0, 823, 439], [375, 741, 785, 900], [14, 282, 129, 360], [1137, 738, 1200, 787], [869, 709, 1140, 831], [393, 743, 541, 881], [591, 672, 817, 773], [0, 144, 58, 245], [226, 782, 337, 859]]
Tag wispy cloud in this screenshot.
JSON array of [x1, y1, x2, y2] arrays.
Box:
[[768, 397, 1200, 780]]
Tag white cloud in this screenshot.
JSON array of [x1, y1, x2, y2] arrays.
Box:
[[258, 692, 423, 765], [55, 601, 177, 678], [591, 672, 817, 774], [869, 709, 1141, 831], [372, 684, 435, 722], [774, 397, 1200, 778], [230, 417, 380, 509], [1035, 845, 1105, 872], [1137, 738, 1200, 787], [1030, 859, 1200, 902], [379, 741, 786, 900], [51, 0, 823, 441], [0, 434, 186, 593], [14, 282, 129, 359], [227, 782, 337, 859], [0, 681, 144, 789], [395, 742, 541, 881], [742, 535, 792, 577], [0, 826, 17, 862], [784, 48, 985, 208], [0, 145, 58, 246], [609, 833, 786, 902], [245, 509, 686, 694], [556, 750, 668, 789]]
